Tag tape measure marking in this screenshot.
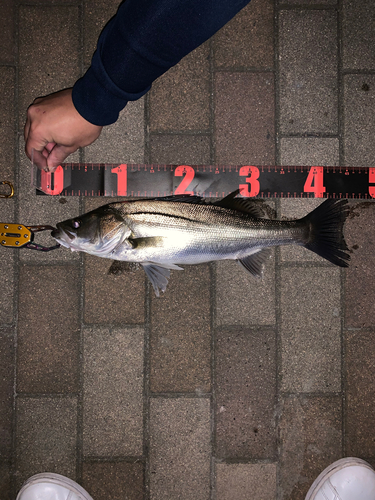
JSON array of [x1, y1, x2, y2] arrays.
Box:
[[34, 163, 375, 199]]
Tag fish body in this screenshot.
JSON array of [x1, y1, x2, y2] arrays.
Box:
[[51, 192, 350, 296]]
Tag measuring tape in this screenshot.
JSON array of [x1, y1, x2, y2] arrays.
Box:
[[32, 163, 375, 199]]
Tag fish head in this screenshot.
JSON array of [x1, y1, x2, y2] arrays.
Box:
[[51, 206, 128, 257]]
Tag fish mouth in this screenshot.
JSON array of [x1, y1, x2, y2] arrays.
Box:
[[51, 225, 76, 249]]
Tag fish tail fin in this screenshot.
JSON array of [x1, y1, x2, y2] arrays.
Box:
[[302, 199, 350, 267]]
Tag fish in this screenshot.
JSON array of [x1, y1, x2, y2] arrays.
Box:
[[51, 191, 350, 296]]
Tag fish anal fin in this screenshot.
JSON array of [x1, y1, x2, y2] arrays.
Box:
[[238, 248, 272, 278], [142, 263, 183, 296]]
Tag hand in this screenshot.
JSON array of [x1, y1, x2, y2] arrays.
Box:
[[24, 88, 103, 172]]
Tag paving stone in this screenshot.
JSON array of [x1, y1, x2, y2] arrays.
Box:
[[215, 72, 275, 164], [83, 327, 144, 457], [150, 134, 211, 165], [149, 397, 211, 500], [280, 267, 342, 393], [82, 461, 144, 500], [150, 264, 211, 394], [345, 328, 375, 457], [0, 329, 14, 460], [279, 137, 340, 168], [15, 396, 77, 489], [215, 258, 276, 327], [343, 75, 375, 167], [279, 395, 342, 500], [0, 67, 15, 182], [149, 43, 210, 132], [213, 0, 274, 69], [83, 0, 121, 68], [279, 10, 338, 134], [0, 461, 11, 500], [84, 100, 145, 164], [342, 0, 375, 70], [17, 265, 80, 393], [0, 199, 15, 323], [84, 254, 145, 324], [215, 326, 277, 460], [215, 463, 277, 500], [18, 139, 80, 264], [344, 202, 375, 328], [18, 6, 80, 129], [0, 0, 14, 64]]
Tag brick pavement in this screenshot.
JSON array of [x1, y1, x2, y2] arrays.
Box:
[[1, 1, 375, 499]]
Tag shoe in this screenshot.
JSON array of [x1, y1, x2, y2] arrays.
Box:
[[305, 457, 375, 500], [16, 472, 94, 500]]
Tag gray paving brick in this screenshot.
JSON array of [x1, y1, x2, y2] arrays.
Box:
[[279, 395, 342, 500], [342, 0, 375, 70], [17, 265, 80, 393], [83, 0, 120, 68], [281, 0, 336, 4], [150, 134, 211, 165], [18, 6, 80, 129], [215, 463, 277, 500], [84, 254, 146, 324], [0, 67, 15, 182], [83, 326, 144, 457], [0, 199, 15, 323], [15, 396, 77, 489], [18, 139, 80, 264], [215, 259, 276, 327], [279, 10, 338, 134], [215, 326, 276, 460], [150, 264, 211, 394], [280, 267, 342, 393], [0, 461, 11, 500], [215, 72, 275, 164], [0, 0, 14, 64], [149, 397, 211, 500], [82, 461, 144, 500], [343, 75, 375, 167], [344, 202, 375, 328], [345, 328, 375, 457], [0, 329, 14, 460], [279, 137, 340, 167], [213, 0, 274, 69], [84, 100, 145, 164], [150, 43, 210, 132]]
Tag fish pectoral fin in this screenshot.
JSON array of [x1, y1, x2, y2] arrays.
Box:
[[141, 263, 183, 297], [238, 248, 272, 278]]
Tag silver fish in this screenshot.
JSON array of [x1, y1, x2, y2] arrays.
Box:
[[51, 192, 350, 296]]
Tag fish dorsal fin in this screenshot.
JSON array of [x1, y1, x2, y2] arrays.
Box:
[[213, 190, 265, 218], [238, 248, 272, 278]]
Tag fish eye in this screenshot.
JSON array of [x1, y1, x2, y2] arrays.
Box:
[[73, 220, 81, 229]]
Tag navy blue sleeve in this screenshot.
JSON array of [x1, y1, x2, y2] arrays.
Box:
[[72, 0, 251, 126]]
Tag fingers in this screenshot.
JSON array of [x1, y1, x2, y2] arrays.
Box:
[[46, 144, 77, 172]]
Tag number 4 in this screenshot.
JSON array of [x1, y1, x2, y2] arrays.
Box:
[[304, 166, 326, 197]]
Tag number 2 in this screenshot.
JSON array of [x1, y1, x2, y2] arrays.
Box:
[[174, 165, 195, 195]]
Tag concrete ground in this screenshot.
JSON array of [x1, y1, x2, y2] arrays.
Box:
[[1, 0, 375, 499]]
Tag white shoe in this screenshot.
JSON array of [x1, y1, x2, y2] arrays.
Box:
[[305, 457, 375, 500], [16, 472, 94, 500]]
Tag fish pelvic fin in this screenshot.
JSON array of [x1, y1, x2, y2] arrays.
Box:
[[238, 248, 272, 278], [141, 262, 183, 296], [301, 199, 350, 267]]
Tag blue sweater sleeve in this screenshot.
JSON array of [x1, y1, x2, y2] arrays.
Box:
[[72, 0, 251, 126]]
